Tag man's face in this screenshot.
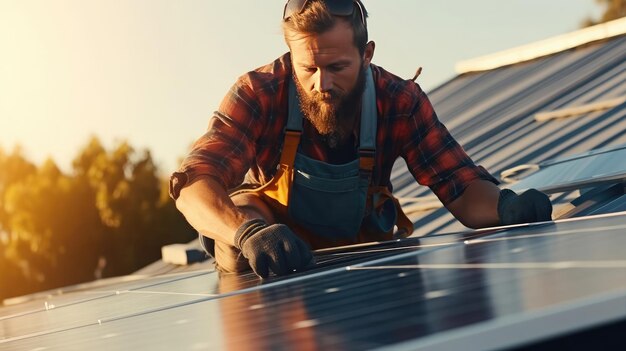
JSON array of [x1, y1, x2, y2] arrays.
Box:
[[286, 20, 373, 146]]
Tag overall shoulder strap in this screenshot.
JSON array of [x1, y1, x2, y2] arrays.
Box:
[[359, 66, 377, 173], [279, 78, 303, 166]]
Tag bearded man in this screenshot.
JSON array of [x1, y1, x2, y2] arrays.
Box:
[[169, 0, 552, 278]]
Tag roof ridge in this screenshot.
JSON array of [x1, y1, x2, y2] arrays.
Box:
[[455, 16, 626, 74]]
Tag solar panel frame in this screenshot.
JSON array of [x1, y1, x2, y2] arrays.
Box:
[[505, 143, 626, 194]]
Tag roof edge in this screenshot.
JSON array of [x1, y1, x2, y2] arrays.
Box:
[[455, 16, 626, 74]]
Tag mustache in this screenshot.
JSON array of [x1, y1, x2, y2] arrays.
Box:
[[311, 90, 340, 102]]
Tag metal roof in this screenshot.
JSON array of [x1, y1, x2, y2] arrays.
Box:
[[397, 32, 626, 237]]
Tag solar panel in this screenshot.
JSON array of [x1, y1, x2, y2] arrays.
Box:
[[0, 270, 213, 313], [1, 212, 625, 350], [506, 144, 626, 194]]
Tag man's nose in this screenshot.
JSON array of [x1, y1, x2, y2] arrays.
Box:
[[314, 69, 333, 93]]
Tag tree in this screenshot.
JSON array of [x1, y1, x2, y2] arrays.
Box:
[[3, 158, 105, 295], [0, 146, 37, 233], [582, 0, 626, 27], [0, 137, 196, 301], [0, 147, 39, 299]]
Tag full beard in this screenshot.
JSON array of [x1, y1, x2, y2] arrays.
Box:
[[294, 66, 367, 148]]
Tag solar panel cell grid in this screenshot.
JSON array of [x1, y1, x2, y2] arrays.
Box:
[[1, 213, 625, 350]]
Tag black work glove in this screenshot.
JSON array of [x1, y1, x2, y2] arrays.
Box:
[[234, 219, 314, 278], [497, 188, 553, 226]]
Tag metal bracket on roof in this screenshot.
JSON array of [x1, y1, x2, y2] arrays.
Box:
[[161, 244, 207, 265]]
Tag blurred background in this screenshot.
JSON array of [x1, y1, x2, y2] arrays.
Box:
[[0, 0, 624, 301]]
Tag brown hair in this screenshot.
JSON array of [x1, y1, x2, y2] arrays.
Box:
[[282, 0, 369, 55]]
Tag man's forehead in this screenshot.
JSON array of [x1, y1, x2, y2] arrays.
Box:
[[287, 22, 359, 65], [292, 54, 354, 70]]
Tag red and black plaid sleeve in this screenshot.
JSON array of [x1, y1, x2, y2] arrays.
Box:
[[183, 80, 264, 186], [400, 84, 498, 205]]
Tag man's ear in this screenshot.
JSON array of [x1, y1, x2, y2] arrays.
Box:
[[363, 41, 375, 67]]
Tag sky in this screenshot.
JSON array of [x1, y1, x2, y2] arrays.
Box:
[[0, 0, 603, 176]]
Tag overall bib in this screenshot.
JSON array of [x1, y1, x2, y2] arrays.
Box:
[[204, 68, 413, 271]]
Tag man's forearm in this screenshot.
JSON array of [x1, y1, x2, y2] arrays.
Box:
[[446, 180, 501, 229], [175, 176, 248, 246], [176, 177, 314, 278]]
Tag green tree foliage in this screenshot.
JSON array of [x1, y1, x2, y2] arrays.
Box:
[[582, 0, 626, 27], [0, 138, 196, 301]]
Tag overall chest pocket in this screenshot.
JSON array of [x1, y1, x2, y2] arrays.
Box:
[[288, 158, 368, 238]]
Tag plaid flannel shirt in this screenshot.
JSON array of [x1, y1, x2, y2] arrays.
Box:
[[170, 53, 497, 205]]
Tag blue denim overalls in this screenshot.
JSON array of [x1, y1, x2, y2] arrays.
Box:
[[232, 66, 413, 249]]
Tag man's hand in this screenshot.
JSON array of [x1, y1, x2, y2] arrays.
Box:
[[498, 189, 552, 225], [234, 219, 314, 278]]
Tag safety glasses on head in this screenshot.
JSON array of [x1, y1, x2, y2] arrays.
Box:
[[283, 0, 366, 27]]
